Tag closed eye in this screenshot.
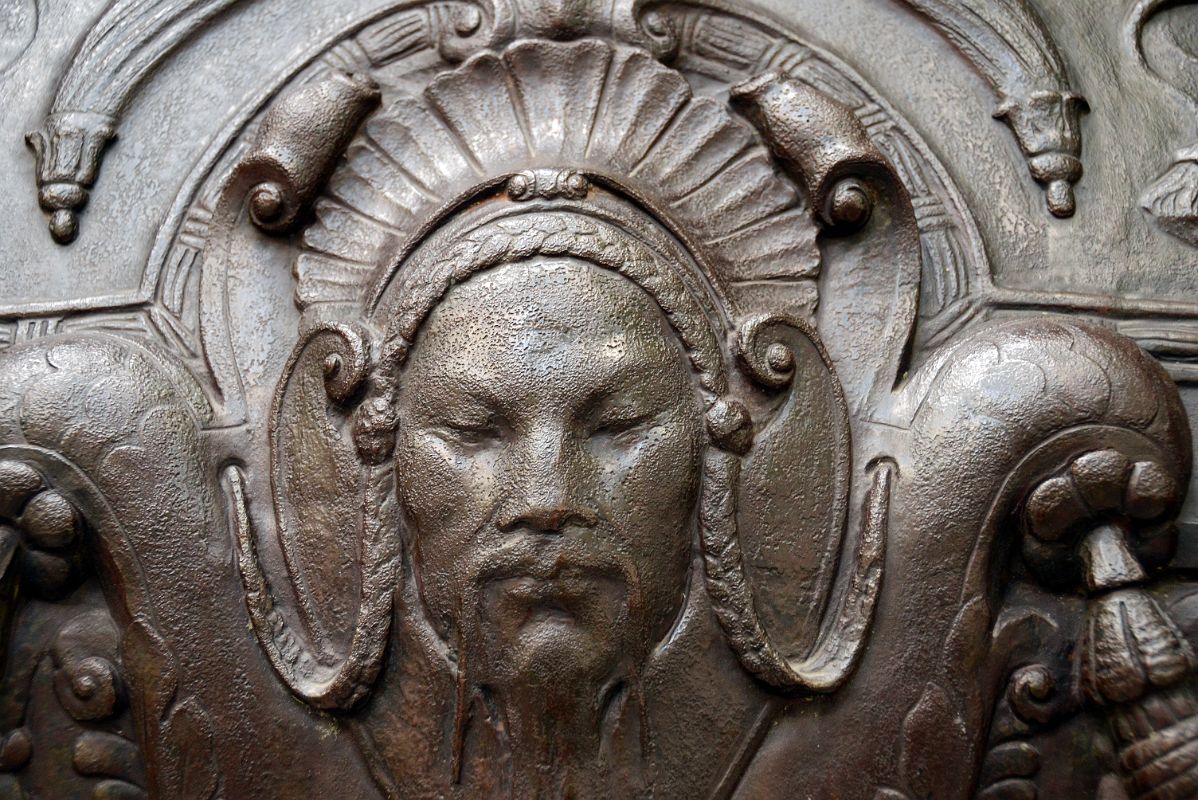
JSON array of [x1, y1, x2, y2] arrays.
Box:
[[433, 419, 502, 446], [590, 410, 659, 440]]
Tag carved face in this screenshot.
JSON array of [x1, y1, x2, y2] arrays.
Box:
[[393, 258, 703, 688]]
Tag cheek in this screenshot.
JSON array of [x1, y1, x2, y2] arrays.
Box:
[[395, 430, 499, 573], [596, 420, 702, 578]]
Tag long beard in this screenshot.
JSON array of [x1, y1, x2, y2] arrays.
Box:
[[438, 530, 652, 796], [451, 675, 652, 800]]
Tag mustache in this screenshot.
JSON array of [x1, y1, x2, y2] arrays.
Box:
[[474, 532, 638, 589], [457, 527, 649, 643], [402, 504, 651, 644]]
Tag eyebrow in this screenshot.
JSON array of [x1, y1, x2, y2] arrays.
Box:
[[443, 371, 509, 410], [462, 385, 510, 415], [410, 329, 690, 407], [586, 346, 691, 407]]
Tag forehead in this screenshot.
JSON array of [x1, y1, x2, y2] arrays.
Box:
[[432, 257, 662, 331], [402, 258, 692, 394], [415, 258, 678, 353]]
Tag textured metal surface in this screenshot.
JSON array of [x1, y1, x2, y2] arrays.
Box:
[[1, 1, 1198, 797]]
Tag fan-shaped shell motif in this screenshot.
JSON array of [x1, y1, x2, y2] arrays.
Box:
[[296, 38, 818, 308]]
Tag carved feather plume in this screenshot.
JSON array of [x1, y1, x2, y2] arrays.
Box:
[[898, 0, 1087, 217], [26, 0, 243, 243]]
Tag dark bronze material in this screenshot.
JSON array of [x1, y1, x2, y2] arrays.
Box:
[[3, 1, 1198, 797]]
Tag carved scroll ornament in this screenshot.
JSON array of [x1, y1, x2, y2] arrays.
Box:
[[0, 1, 1195, 798]]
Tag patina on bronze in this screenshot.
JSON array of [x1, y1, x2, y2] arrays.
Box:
[[1, 0, 1198, 798]]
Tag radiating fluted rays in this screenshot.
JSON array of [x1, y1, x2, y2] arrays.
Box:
[[295, 38, 819, 310]]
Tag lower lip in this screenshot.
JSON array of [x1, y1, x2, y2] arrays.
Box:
[[502, 575, 565, 597], [499, 577, 579, 612]]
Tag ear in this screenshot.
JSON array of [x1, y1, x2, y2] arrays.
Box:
[[701, 314, 891, 692], [229, 323, 400, 711]]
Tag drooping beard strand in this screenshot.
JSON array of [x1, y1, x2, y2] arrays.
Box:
[[443, 530, 653, 798], [451, 647, 652, 800]]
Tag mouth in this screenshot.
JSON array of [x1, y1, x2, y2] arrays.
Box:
[[479, 540, 627, 584], [481, 560, 627, 630], [498, 576, 580, 623], [470, 537, 636, 635]]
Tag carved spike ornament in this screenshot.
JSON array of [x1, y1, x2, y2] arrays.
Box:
[[2, 0, 1198, 797]]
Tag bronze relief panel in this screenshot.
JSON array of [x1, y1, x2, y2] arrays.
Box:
[[0, 1, 1197, 798]]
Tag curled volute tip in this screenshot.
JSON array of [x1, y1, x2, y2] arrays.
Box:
[[309, 323, 372, 407], [736, 313, 801, 390], [241, 71, 381, 234], [50, 611, 125, 723], [731, 71, 891, 232]]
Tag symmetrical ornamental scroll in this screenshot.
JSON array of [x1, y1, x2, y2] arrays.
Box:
[[0, 1, 1196, 798]]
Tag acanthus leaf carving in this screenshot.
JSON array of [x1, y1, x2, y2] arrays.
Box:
[[1016, 440, 1198, 799]]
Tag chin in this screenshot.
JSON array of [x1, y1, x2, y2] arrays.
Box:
[[486, 617, 623, 688]]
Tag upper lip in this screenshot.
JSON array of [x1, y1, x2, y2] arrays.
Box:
[[497, 574, 570, 600], [486, 558, 609, 584], [479, 533, 614, 580]]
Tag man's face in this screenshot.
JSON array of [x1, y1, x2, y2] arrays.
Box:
[[394, 258, 703, 687]]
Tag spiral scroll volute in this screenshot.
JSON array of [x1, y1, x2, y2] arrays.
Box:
[[231, 323, 401, 711], [239, 72, 380, 234]]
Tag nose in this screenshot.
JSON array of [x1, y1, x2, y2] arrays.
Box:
[[499, 504, 595, 534], [496, 428, 597, 534]]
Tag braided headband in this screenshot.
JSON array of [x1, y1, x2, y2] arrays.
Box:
[[353, 207, 754, 464]]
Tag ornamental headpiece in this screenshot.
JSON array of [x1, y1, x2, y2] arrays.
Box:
[[226, 35, 888, 721]]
